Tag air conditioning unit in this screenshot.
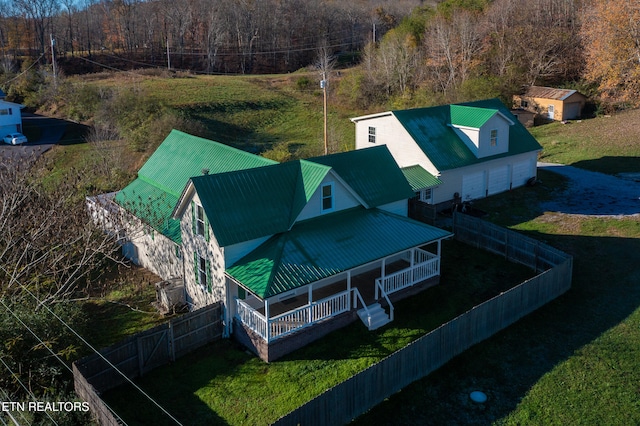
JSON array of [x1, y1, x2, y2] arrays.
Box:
[[154, 278, 186, 314]]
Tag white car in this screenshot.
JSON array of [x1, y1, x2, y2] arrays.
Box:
[[3, 132, 27, 145]]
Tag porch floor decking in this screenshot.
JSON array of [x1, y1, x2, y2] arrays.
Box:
[[258, 260, 411, 318]]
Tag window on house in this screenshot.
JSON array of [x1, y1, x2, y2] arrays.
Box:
[[198, 255, 208, 291], [368, 126, 376, 143], [521, 100, 528, 108], [0, 109, 9, 116], [321, 183, 334, 212], [420, 188, 433, 203], [490, 129, 498, 147], [195, 204, 205, 236]]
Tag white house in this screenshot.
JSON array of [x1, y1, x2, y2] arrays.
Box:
[[0, 100, 24, 138], [93, 130, 452, 361], [351, 99, 543, 208]]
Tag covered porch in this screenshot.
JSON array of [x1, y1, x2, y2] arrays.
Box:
[[226, 207, 452, 361], [234, 244, 442, 343]]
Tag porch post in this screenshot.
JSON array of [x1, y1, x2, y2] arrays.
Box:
[[264, 299, 270, 343], [410, 247, 415, 283], [437, 239, 442, 274], [308, 283, 313, 323], [377, 258, 386, 300], [346, 271, 351, 310], [381, 257, 386, 278]]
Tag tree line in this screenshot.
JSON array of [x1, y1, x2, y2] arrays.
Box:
[[2, 0, 639, 109], [355, 0, 640, 110], [0, 0, 420, 74]]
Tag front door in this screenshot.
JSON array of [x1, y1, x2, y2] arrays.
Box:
[[548, 104, 555, 120]]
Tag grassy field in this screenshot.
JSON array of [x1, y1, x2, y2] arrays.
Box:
[[103, 239, 536, 425], [76, 71, 358, 160], [531, 110, 640, 175]]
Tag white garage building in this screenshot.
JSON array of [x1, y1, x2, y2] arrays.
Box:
[[351, 99, 542, 209]]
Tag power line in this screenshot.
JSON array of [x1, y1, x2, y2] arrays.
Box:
[[0, 267, 183, 425], [0, 388, 31, 425], [0, 54, 45, 86], [0, 355, 58, 426]]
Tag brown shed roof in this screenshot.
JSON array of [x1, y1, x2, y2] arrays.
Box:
[[523, 86, 583, 101]]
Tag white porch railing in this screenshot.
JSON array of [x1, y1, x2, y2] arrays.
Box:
[[377, 248, 439, 296], [236, 298, 268, 340], [236, 289, 351, 342]]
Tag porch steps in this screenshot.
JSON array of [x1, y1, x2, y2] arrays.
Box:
[[358, 303, 392, 331]]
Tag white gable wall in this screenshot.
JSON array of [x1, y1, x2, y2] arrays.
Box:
[[354, 115, 438, 176], [477, 114, 511, 158], [295, 171, 361, 222]]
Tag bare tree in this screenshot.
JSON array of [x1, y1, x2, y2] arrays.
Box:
[[12, 0, 60, 56], [0, 157, 122, 304]]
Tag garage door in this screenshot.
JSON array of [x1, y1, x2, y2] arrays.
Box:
[[462, 171, 486, 201], [512, 160, 534, 188], [488, 166, 509, 195]]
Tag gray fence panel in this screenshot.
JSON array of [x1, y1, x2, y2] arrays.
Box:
[[74, 303, 222, 425]]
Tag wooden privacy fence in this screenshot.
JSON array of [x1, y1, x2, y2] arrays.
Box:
[[273, 214, 572, 426], [73, 303, 222, 425], [452, 212, 569, 272], [409, 198, 438, 225]]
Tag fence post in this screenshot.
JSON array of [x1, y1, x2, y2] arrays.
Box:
[[136, 336, 144, 377], [168, 320, 175, 362]]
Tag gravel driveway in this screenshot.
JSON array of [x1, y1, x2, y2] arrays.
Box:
[[538, 162, 640, 217]]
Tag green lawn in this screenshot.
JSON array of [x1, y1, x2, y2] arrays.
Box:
[[82, 266, 170, 349], [103, 239, 536, 426], [531, 110, 640, 175]]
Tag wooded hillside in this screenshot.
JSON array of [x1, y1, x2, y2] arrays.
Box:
[[2, 0, 638, 109]]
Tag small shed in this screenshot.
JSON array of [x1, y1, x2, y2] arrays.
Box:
[[513, 86, 586, 121]]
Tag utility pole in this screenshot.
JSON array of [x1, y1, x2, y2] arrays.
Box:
[[321, 73, 328, 155], [50, 34, 57, 88], [166, 37, 171, 70]]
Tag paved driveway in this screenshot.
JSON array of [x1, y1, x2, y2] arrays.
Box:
[[538, 162, 640, 217], [0, 113, 67, 163]]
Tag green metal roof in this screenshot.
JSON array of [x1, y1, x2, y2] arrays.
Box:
[[226, 207, 452, 299], [309, 146, 415, 207], [192, 160, 331, 247], [401, 166, 443, 191], [115, 130, 277, 242], [114, 178, 182, 243], [138, 129, 277, 197], [450, 105, 499, 128], [392, 99, 542, 171]]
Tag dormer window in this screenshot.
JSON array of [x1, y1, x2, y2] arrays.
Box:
[[490, 129, 498, 146], [321, 183, 334, 212], [368, 126, 376, 143]]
